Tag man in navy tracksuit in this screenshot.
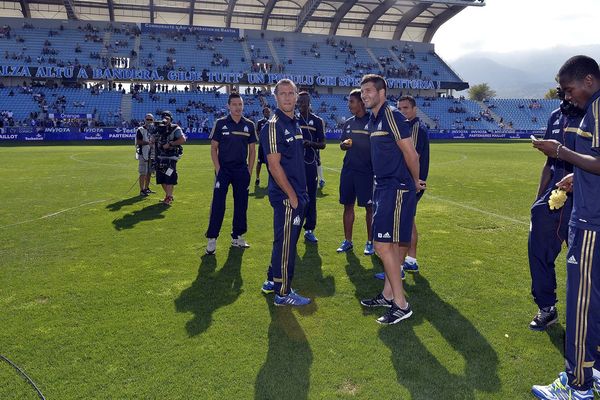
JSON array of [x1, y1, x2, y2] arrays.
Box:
[[374, 95, 430, 281], [398, 95, 430, 272], [297, 92, 325, 243], [359, 74, 423, 325], [532, 55, 600, 400], [205, 93, 256, 255], [336, 89, 374, 255], [527, 95, 583, 331], [260, 79, 311, 307]]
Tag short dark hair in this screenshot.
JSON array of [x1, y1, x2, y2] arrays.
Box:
[[228, 92, 242, 104], [398, 95, 416, 107], [349, 88, 362, 102], [360, 74, 387, 93], [558, 55, 600, 82]]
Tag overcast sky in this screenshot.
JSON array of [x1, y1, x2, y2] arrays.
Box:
[[433, 0, 600, 61]]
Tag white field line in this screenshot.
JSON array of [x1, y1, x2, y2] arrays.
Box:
[[321, 165, 528, 226], [0, 199, 108, 229]]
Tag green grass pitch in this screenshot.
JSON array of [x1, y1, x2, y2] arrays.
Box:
[[0, 141, 567, 399]]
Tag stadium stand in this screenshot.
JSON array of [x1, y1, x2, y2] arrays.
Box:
[[0, 2, 557, 137], [418, 97, 498, 130], [484, 99, 560, 131], [0, 86, 122, 127]]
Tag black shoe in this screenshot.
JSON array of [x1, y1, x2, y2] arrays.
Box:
[[377, 302, 413, 325], [529, 306, 558, 331], [140, 190, 149, 197], [360, 293, 393, 308], [145, 188, 156, 194]]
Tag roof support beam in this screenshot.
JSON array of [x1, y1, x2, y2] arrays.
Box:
[[423, 5, 464, 42], [361, 0, 395, 37], [295, 0, 322, 32], [63, 0, 78, 20], [261, 0, 277, 30], [19, 0, 31, 18], [225, 0, 237, 27], [149, 0, 154, 23], [107, 0, 114, 22], [189, 0, 195, 25], [328, 0, 357, 36], [392, 2, 431, 41]]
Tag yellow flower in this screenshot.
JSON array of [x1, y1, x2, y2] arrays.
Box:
[[548, 188, 567, 210]]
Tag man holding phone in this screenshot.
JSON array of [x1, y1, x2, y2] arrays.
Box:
[[527, 90, 583, 332]]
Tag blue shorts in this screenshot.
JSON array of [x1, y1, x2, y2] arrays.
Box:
[[414, 190, 425, 214], [257, 143, 266, 164], [372, 187, 416, 244], [339, 168, 373, 207]]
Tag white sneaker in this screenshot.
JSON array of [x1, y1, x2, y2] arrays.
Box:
[[231, 235, 250, 248], [206, 238, 217, 255]]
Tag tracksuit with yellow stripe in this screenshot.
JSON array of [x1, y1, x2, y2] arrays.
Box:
[[564, 89, 600, 391], [260, 109, 309, 296]]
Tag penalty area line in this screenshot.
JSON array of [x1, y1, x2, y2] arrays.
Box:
[[321, 165, 528, 226], [0, 199, 108, 229]]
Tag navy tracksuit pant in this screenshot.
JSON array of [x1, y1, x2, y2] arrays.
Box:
[[304, 163, 318, 231], [564, 226, 600, 391], [267, 199, 306, 296], [205, 167, 250, 239], [528, 195, 572, 308]]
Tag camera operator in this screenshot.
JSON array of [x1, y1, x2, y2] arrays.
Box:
[[135, 113, 157, 196], [154, 110, 186, 205]]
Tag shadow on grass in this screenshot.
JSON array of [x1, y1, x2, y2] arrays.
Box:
[[250, 185, 268, 200], [546, 323, 565, 357], [112, 202, 168, 230], [254, 296, 313, 400], [344, 251, 384, 310], [316, 189, 329, 199], [294, 243, 335, 300], [105, 195, 146, 212], [379, 274, 500, 399], [174, 247, 244, 336]]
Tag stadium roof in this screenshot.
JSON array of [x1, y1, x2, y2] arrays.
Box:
[[0, 0, 484, 42]]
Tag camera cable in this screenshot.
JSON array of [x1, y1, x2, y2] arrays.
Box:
[[0, 353, 46, 400]]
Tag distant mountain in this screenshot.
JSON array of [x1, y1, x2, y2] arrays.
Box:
[[445, 45, 600, 98]]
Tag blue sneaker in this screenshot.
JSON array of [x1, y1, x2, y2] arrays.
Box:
[[274, 291, 311, 307], [374, 268, 405, 281], [304, 230, 318, 243], [337, 240, 353, 253], [402, 261, 419, 272], [261, 280, 275, 294], [319, 179, 325, 189], [532, 372, 593, 400], [364, 241, 374, 255]]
